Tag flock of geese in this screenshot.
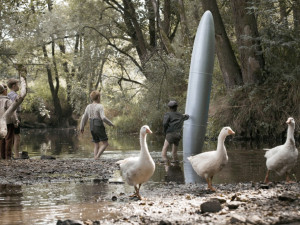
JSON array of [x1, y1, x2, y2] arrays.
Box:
[[117, 117, 298, 199]]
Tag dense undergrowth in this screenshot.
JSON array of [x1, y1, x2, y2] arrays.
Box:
[[209, 74, 300, 141]]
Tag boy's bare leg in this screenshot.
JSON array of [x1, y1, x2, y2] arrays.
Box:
[[171, 144, 178, 162], [94, 142, 100, 159], [14, 134, 20, 158], [95, 141, 109, 159], [161, 140, 170, 163]]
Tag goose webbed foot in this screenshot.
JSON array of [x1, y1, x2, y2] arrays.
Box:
[[285, 173, 296, 184], [206, 177, 216, 192], [130, 185, 142, 200]]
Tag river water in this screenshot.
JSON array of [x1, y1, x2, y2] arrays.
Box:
[[0, 128, 299, 224]]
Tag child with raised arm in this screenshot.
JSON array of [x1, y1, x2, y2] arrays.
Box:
[[7, 78, 21, 158], [80, 91, 114, 159], [0, 84, 18, 159], [161, 100, 189, 164]]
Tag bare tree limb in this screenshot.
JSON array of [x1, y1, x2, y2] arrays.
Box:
[[82, 25, 143, 72]]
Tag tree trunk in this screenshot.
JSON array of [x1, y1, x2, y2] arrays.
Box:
[[58, 41, 71, 102], [201, 0, 243, 88], [42, 45, 63, 119], [45, 0, 63, 120], [95, 55, 107, 90], [162, 0, 171, 37], [146, 0, 156, 47], [177, 0, 192, 45], [292, 0, 300, 32], [278, 0, 288, 26], [122, 0, 148, 63], [151, 0, 174, 54], [230, 0, 265, 84]]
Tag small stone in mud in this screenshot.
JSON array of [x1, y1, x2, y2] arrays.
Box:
[[112, 196, 117, 201], [210, 197, 226, 204], [93, 179, 102, 183], [231, 194, 237, 201], [158, 220, 172, 225], [21, 151, 30, 159], [200, 200, 222, 213], [227, 201, 240, 209], [230, 214, 246, 223], [260, 184, 270, 189], [246, 215, 264, 224], [278, 194, 296, 202], [41, 155, 56, 160], [56, 219, 83, 225]]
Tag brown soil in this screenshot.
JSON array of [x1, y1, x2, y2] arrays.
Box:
[[1, 159, 300, 225]]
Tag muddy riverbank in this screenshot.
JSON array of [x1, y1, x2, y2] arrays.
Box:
[[0, 158, 117, 185], [1, 159, 300, 225]]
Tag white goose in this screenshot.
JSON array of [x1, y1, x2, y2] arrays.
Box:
[[188, 127, 235, 191], [116, 125, 155, 199], [264, 117, 298, 183]]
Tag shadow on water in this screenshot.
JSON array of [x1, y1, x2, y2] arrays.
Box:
[[1, 128, 299, 224]]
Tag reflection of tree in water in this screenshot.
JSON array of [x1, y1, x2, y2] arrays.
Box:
[[48, 129, 79, 156], [164, 162, 184, 184], [109, 132, 164, 152], [22, 129, 79, 157], [0, 184, 23, 223]]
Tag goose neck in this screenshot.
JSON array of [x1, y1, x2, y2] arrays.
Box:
[[285, 124, 295, 145], [217, 134, 226, 153], [140, 133, 150, 157]]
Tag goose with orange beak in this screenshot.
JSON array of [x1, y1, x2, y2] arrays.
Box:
[[264, 117, 298, 183], [188, 127, 235, 191], [117, 125, 155, 199]]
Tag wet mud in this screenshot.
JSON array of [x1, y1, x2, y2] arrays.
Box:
[[1, 159, 300, 225]]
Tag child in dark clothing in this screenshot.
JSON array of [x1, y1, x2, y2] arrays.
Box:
[[161, 100, 189, 163]]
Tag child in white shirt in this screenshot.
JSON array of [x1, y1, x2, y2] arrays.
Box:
[[80, 91, 114, 159]]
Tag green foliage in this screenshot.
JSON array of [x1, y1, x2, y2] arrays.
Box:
[[98, 52, 190, 134], [1, 0, 299, 140], [210, 72, 300, 140], [207, 0, 300, 139], [22, 77, 71, 124], [69, 80, 89, 116]]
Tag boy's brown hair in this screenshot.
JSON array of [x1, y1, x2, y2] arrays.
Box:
[[0, 84, 7, 94], [90, 91, 100, 101], [7, 78, 19, 89]]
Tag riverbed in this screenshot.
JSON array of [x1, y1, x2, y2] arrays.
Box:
[[0, 128, 299, 224]]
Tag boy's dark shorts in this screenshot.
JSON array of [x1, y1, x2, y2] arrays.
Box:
[[166, 132, 182, 146], [14, 117, 21, 134], [14, 125, 21, 135], [90, 119, 108, 143]]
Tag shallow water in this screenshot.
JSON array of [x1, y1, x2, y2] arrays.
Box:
[[1, 128, 299, 224]]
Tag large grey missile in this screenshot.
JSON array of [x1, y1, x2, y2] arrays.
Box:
[[183, 11, 215, 183]]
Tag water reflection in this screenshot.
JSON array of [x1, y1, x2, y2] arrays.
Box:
[[164, 162, 184, 183], [0, 182, 121, 225], [0, 184, 24, 224], [20, 128, 300, 184], [1, 128, 300, 224], [21, 128, 81, 158]]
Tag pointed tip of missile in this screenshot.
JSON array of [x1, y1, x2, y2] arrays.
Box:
[[203, 10, 213, 17], [200, 10, 214, 27], [189, 10, 215, 74]]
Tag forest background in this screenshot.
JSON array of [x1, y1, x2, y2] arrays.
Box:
[[0, 0, 299, 140]]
